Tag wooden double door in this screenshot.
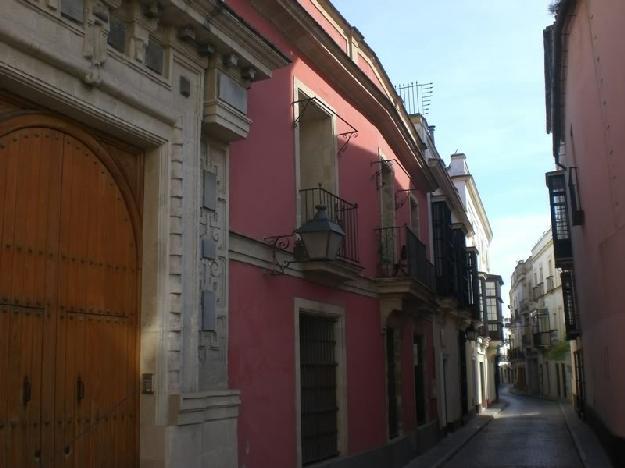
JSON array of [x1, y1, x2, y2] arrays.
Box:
[[0, 116, 140, 467]]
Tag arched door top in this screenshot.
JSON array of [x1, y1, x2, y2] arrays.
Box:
[[0, 112, 141, 244]]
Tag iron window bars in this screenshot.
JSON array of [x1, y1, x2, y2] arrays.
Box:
[[300, 315, 339, 465], [561, 270, 581, 339]]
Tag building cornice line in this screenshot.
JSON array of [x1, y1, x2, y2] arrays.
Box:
[[249, 0, 437, 192]]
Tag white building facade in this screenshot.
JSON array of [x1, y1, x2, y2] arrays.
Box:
[[509, 230, 573, 401], [448, 153, 502, 410]]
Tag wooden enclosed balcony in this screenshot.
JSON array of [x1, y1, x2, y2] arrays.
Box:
[[546, 171, 574, 269]]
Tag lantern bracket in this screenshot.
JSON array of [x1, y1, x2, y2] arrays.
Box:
[[264, 233, 299, 275]]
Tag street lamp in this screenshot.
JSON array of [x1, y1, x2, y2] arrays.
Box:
[[297, 205, 345, 260]]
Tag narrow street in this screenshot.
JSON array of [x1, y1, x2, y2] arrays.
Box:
[[442, 387, 583, 468]]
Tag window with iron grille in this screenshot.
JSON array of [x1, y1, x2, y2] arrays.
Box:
[[432, 201, 453, 295], [386, 328, 399, 439], [300, 315, 339, 465], [466, 249, 480, 318], [452, 229, 469, 306], [561, 270, 580, 339]]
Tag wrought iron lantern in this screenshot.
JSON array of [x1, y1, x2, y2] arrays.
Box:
[[465, 326, 478, 342], [297, 205, 345, 261]]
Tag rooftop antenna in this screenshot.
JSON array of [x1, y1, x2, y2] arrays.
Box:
[[394, 81, 435, 116]]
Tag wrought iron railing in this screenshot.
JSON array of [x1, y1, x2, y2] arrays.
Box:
[[532, 283, 544, 301], [300, 187, 359, 263], [375, 226, 435, 290]]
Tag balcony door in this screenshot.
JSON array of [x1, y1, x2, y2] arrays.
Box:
[[0, 116, 140, 467], [297, 91, 337, 206]]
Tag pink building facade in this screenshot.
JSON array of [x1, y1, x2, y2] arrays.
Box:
[[227, 1, 441, 466], [0, 0, 504, 466], [545, 0, 625, 464]]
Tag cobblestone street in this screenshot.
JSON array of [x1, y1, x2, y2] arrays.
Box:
[[442, 388, 583, 468]]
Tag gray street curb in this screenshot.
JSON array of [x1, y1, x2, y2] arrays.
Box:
[[560, 403, 614, 468]]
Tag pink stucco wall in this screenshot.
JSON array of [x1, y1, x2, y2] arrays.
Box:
[[226, 1, 436, 466], [229, 262, 386, 467], [229, 54, 431, 277], [561, 0, 625, 439]]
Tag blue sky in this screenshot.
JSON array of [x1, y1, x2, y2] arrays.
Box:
[[333, 0, 555, 309]]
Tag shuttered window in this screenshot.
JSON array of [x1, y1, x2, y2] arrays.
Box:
[[300, 315, 338, 465]]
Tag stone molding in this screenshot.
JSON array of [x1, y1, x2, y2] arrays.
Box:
[[229, 231, 378, 298], [172, 390, 241, 426]]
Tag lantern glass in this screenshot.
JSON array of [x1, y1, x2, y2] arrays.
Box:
[[325, 230, 343, 260], [297, 205, 345, 261], [301, 231, 329, 260]]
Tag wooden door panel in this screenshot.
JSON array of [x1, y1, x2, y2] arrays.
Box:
[[55, 134, 137, 468], [4, 305, 44, 468], [0, 128, 64, 468], [0, 121, 139, 467]]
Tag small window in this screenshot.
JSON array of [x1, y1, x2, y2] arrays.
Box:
[[145, 38, 164, 75], [60, 0, 84, 23], [108, 15, 127, 53]]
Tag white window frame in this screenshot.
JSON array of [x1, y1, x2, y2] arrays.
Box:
[[293, 79, 339, 229]]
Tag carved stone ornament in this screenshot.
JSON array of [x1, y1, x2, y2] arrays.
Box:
[[83, 0, 111, 85]]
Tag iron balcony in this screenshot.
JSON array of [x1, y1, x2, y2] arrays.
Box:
[[300, 187, 359, 263], [375, 225, 435, 291]]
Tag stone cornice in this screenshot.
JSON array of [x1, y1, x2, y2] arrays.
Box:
[[166, 0, 291, 79], [249, 0, 437, 192]]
